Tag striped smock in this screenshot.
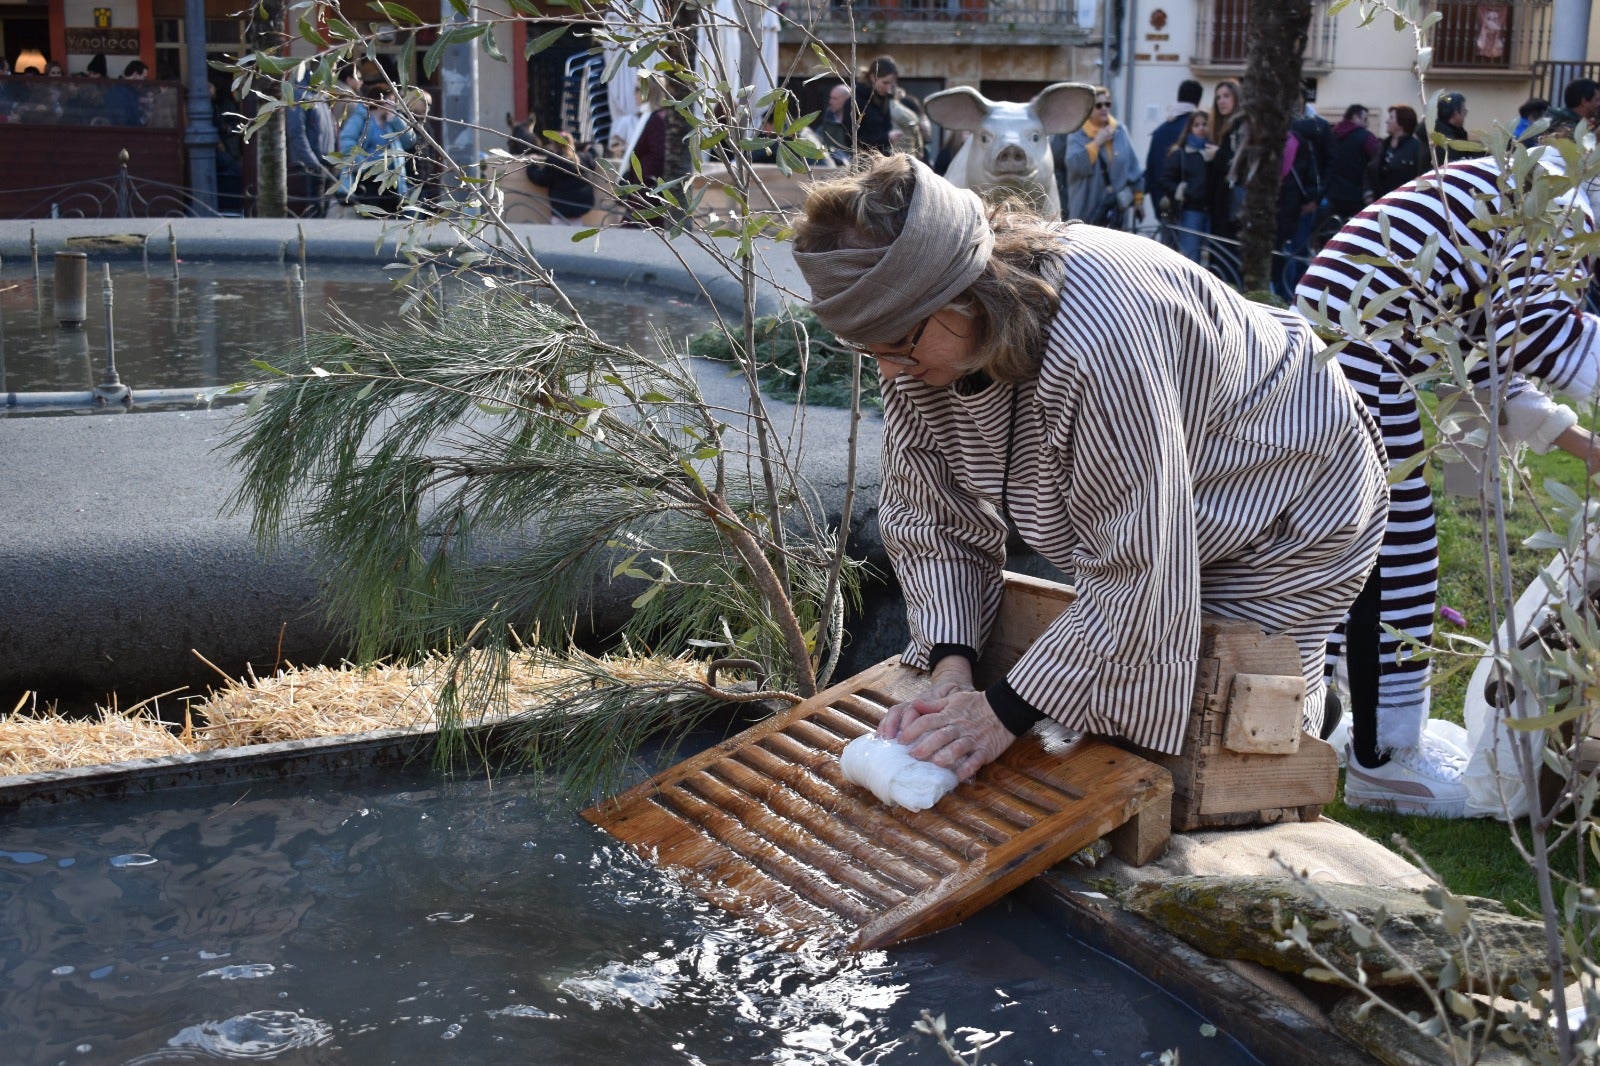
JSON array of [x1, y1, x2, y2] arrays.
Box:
[[1294, 155, 1599, 750], [880, 225, 1389, 755]]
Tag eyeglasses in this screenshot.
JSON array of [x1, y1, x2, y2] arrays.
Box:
[[1094, 101, 1111, 110], [844, 316, 930, 366]]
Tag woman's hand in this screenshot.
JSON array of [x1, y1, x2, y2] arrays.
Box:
[[878, 655, 975, 740], [894, 691, 1016, 782], [879, 659, 1015, 782]]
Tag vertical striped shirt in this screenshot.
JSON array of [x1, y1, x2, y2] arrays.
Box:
[[881, 225, 1388, 755], [1296, 154, 1599, 417]]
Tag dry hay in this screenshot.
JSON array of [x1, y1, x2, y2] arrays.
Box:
[[0, 702, 193, 777], [2, 652, 714, 778]]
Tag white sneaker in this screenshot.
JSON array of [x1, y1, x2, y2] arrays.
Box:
[[1344, 735, 1470, 818]]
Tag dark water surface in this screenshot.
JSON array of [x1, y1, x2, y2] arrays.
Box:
[[0, 762, 1260, 1065], [0, 260, 713, 398]]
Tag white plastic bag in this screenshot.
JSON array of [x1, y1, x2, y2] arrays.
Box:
[[1462, 528, 1600, 820]]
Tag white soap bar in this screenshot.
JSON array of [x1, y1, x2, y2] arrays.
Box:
[[839, 734, 958, 812]]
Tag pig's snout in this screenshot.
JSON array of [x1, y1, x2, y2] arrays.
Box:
[[992, 143, 1031, 173]]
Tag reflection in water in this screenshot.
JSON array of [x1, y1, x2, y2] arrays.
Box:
[[55, 327, 92, 388], [0, 765, 1259, 1065], [0, 262, 714, 399]]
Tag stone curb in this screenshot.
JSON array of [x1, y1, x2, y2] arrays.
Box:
[[0, 219, 904, 707]]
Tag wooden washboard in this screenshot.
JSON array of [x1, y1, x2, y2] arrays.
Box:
[[583, 573, 1174, 950]]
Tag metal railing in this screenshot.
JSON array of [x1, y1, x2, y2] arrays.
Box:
[[5, 152, 225, 220], [1430, 0, 1550, 73], [1530, 60, 1600, 106], [781, 0, 1087, 31]]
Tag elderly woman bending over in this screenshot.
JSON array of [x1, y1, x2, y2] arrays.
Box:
[[793, 154, 1388, 780]]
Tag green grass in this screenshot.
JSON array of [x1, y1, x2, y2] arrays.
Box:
[[688, 306, 880, 411], [1323, 392, 1594, 914]]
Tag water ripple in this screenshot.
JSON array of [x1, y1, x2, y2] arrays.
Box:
[[488, 1004, 561, 1021], [110, 853, 158, 868], [558, 961, 678, 1010], [124, 1010, 333, 1062], [199, 963, 276, 981], [0, 850, 48, 864], [424, 912, 474, 924]]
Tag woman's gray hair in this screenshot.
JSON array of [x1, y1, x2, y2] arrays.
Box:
[[793, 153, 1067, 382]]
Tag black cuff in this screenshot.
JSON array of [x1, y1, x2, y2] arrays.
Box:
[[986, 678, 1046, 738], [929, 643, 978, 670]]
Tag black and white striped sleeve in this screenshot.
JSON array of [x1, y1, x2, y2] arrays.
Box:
[[878, 382, 1009, 671]]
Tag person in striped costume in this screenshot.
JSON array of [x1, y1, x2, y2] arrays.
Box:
[[1296, 151, 1600, 816], [793, 153, 1388, 781]]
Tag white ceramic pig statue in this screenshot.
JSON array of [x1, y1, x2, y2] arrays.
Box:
[[924, 83, 1096, 218]]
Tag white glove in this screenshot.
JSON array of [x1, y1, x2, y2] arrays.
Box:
[[1501, 387, 1579, 453]]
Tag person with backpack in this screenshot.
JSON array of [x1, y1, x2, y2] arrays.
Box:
[[1145, 79, 1202, 215], [1281, 93, 1329, 294], [1325, 103, 1379, 220]]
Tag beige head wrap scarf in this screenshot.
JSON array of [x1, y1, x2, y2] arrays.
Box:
[[795, 157, 995, 344]]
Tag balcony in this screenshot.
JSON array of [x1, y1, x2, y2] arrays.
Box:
[[778, 0, 1095, 48], [1191, 0, 1339, 76], [1427, 0, 1550, 76]]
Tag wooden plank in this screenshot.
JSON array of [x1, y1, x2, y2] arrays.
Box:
[[585, 573, 1175, 949], [587, 657, 910, 819], [1184, 736, 1339, 814], [1223, 673, 1306, 754], [973, 572, 1076, 686], [587, 673, 1172, 949], [1108, 795, 1173, 866], [852, 738, 1170, 949]]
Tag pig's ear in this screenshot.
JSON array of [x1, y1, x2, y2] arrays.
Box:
[[1032, 83, 1097, 135], [924, 86, 993, 132]]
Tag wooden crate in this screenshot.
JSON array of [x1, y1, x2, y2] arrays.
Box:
[[977, 574, 1336, 832], [1127, 618, 1337, 830]]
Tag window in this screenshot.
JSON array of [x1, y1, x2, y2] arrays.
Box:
[[152, 17, 244, 83], [1428, 0, 1549, 72], [1434, 2, 1511, 68], [1192, 0, 1338, 74], [1207, 0, 1249, 65]]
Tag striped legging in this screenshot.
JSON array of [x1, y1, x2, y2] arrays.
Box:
[[1325, 340, 1438, 760]]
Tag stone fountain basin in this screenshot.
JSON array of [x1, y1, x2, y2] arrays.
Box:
[[0, 219, 911, 708]]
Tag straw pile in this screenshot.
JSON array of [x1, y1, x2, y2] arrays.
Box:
[[2, 652, 713, 778], [0, 702, 194, 777]]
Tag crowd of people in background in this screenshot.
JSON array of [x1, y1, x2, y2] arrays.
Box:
[[0, 51, 164, 129], [5, 44, 1595, 241], [965, 75, 1600, 301], [804, 66, 1600, 303]]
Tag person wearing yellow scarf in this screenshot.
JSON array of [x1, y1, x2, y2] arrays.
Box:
[[1053, 87, 1145, 226], [1081, 105, 1117, 165]]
